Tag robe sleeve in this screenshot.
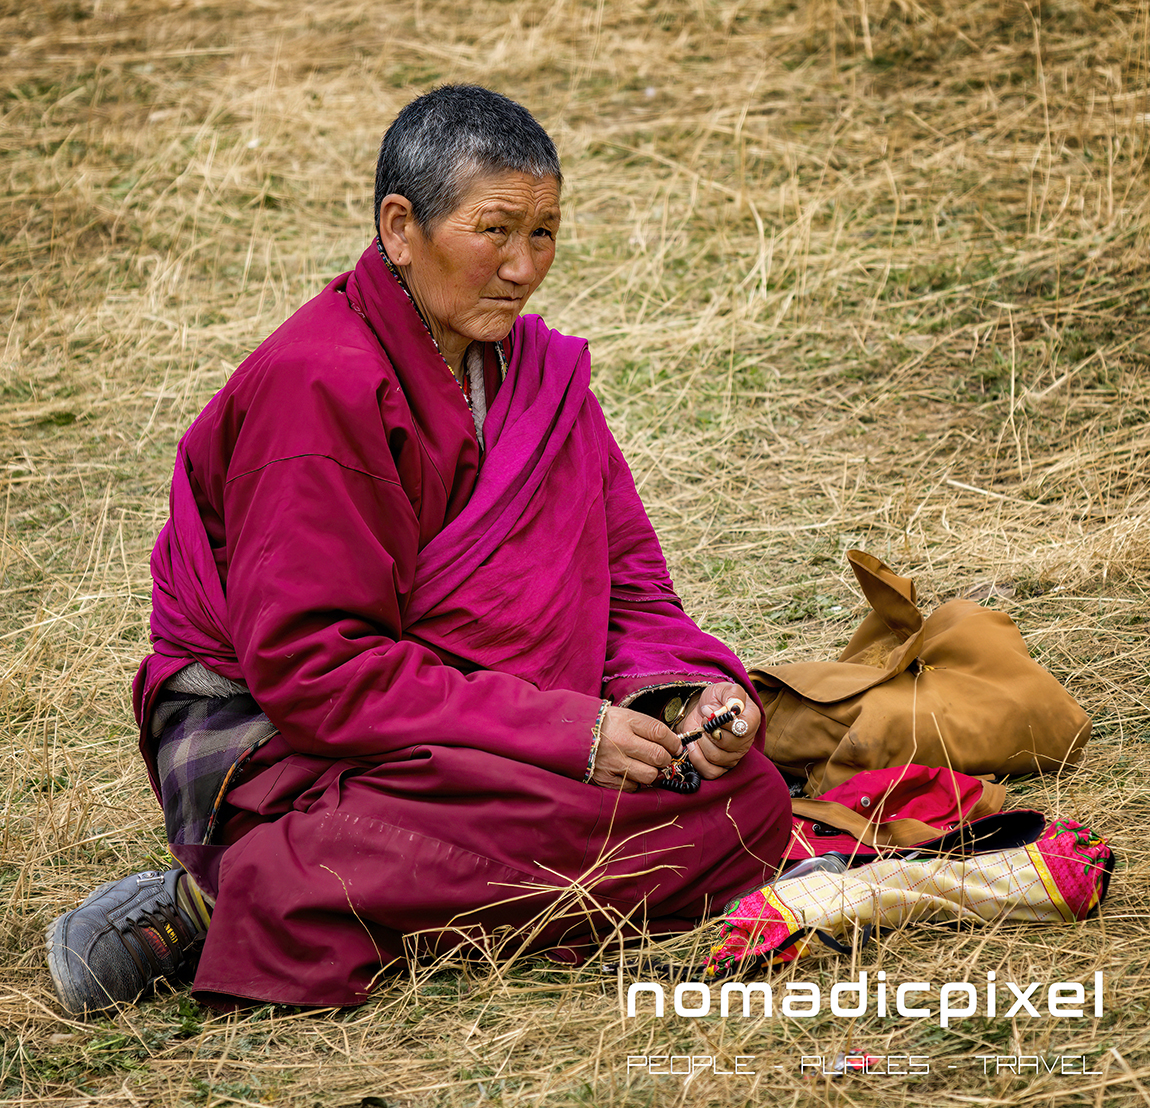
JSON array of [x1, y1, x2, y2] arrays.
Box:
[[222, 450, 604, 779], [598, 436, 764, 739]]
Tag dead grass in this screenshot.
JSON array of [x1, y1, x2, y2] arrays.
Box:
[[2, 0, 1149, 1104]]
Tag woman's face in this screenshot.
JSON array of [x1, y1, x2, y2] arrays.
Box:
[[385, 171, 561, 371]]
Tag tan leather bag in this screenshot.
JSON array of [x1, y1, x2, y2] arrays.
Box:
[[750, 550, 1091, 795]]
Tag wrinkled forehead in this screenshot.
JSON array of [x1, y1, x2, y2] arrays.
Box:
[[435, 165, 562, 227]]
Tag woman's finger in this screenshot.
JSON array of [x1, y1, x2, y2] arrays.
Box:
[[593, 754, 662, 790], [687, 730, 738, 768], [623, 709, 683, 758], [590, 706, 685, 788]]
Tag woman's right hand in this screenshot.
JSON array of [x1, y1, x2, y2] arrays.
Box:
[[589, 706, 683, 791]]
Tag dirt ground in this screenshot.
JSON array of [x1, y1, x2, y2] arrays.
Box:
[[2, 0, 1149, 1104]]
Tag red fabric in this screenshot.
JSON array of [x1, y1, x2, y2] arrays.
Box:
[[196, 737, 790, 1007], [133, 242, 789, 1007], [1034, 819, 1113, 919], [786, 764, 992, 861]]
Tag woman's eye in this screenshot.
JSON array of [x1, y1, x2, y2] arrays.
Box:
[[484, 225, 507, 235], [533, 227, 555, 240]]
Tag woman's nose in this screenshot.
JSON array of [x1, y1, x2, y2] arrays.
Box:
[[498, 236, 538, 286]]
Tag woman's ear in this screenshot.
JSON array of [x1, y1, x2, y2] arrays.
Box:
[[378, 194, 417, 265]]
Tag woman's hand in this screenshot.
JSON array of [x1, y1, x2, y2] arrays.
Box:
[[678, 682, 760, 780], [589, 706, 683, 791]]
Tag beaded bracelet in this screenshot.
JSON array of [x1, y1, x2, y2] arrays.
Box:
[[583, 700, 611, 783]]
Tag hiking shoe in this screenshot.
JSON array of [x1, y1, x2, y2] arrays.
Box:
[[46, 868, 204, 1017]]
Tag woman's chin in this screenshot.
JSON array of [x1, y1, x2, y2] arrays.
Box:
[[470, 313, 524, 343]]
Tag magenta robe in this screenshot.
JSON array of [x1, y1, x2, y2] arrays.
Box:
[[134, 243, 790, 1007]]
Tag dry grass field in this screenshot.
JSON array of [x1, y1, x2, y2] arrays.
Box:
[[2, 0, 1149, 1104]]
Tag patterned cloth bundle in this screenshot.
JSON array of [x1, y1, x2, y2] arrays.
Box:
[[705, 818, 1114, 978]]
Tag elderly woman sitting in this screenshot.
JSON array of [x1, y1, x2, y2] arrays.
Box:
[[47, 85, 791, 1015]]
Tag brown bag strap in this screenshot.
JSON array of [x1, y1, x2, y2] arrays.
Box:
[[791, 779, 1007, 850]]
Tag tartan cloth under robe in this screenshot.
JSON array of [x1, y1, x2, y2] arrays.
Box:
[[153, 685, 275, 850]]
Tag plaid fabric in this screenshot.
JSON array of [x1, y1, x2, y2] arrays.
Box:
[[153, 690, 278, 847]]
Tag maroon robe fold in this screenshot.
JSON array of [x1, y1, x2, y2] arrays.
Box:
[[134, 242, 790, 1007]]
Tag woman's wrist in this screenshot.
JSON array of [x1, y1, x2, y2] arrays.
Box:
[[583, 700, 611, 783]]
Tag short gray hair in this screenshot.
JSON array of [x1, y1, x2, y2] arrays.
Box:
[[374, 85, 561, 235]]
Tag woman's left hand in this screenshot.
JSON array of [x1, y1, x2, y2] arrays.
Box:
[[677, 682, 760, 780]]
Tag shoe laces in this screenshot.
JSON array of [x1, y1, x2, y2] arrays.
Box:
[[119, 897, 203, 983]]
